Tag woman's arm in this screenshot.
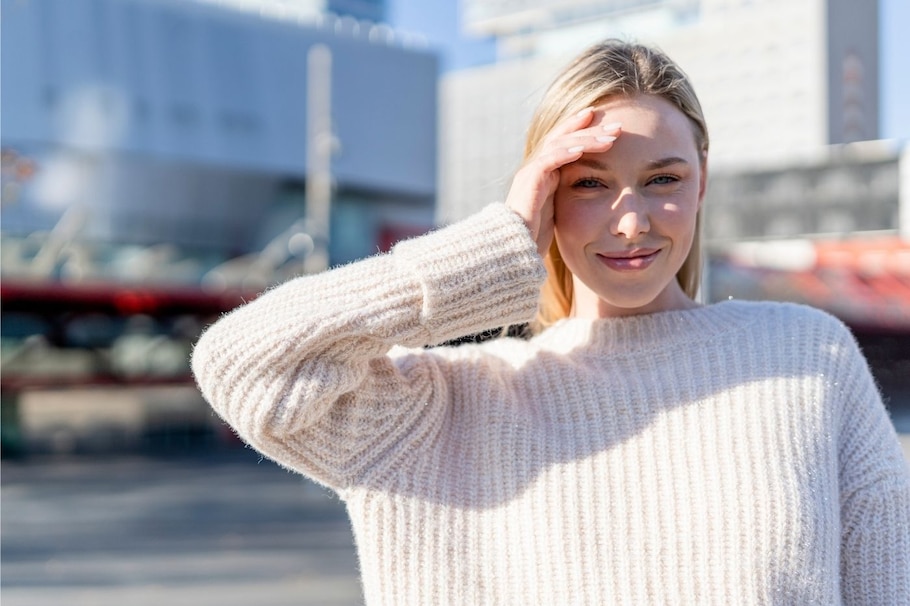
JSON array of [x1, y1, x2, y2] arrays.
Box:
[[835, 328, 910, 604], [191, 204, 546, 491], [191, 107, 614, 490]]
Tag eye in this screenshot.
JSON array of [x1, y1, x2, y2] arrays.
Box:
[[648, 174, 679, 186], [572, 177, 603, 189]]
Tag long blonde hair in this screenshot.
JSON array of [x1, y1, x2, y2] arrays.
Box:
[[527, 40, 709, 331]]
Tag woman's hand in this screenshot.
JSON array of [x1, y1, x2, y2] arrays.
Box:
[[505, 107, 621, 256]]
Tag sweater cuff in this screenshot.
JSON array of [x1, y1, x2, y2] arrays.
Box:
[[392, 203, 547, 345]]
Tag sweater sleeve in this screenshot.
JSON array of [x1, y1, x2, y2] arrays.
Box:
[[191, 203, 546, 491], [834, 327, 910, 604]]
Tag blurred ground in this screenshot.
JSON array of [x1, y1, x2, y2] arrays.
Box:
[[0, 450, 363, 606], [2, 426, 909, 606]]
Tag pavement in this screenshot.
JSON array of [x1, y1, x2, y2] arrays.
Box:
[[0, 450, 363, 606], [3, 437, 910, 606]]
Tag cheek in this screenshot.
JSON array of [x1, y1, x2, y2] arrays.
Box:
[[553, 199, 591, 257], [554, 203, 599, 246], [657, 202, 687, 224], [655, 191, 700, 228], [657, 202, 699, 258], [554, 190, 605, 230]]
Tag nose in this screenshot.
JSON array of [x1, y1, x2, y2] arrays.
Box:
[[611, 189, 650, 238]]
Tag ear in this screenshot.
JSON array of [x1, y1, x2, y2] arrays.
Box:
[[696, 150, 708, 210]]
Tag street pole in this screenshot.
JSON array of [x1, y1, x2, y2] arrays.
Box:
[[304, 43, 333, 274]]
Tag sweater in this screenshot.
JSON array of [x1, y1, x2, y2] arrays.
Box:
[[192, 203, 910, 605]]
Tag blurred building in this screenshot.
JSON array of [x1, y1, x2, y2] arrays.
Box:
[[0, 0, 438, 455], [704, 142, 908, 320], [194, 0, 387, 23], [440, 0, 880, 222], [2, 0, 437, 277]]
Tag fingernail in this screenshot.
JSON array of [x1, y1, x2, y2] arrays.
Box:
[[596, 135, 616, 143], [567, 145, 584, 153], [602, 122, 622, 131]]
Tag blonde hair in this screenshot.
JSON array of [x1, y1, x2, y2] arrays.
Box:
[[527, 40, 709, 331]]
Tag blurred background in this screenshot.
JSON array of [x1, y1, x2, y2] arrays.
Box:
[[1, 0, 908, 604]]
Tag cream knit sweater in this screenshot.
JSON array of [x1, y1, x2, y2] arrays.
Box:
[[192, 203, 910, 605]]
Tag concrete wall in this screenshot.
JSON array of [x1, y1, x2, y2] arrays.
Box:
[[1, 0, 438, 261]]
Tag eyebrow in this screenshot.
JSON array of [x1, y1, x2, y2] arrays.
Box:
[[572, 156, 690, 171]]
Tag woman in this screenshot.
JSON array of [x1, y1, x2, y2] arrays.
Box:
[[192, 40, 910, 604]]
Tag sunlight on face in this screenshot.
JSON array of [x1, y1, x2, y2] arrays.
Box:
[[554, 94, 706, 319]]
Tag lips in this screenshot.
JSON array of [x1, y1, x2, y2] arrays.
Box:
[[596, 248, 660, 271]]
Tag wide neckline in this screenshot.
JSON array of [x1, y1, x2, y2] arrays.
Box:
[[532, 299, 765, 355]]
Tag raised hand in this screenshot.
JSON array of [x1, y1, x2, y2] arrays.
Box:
[[505, 107, 621, 256]]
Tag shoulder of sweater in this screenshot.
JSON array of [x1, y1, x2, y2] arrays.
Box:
[[726, 299, 852, 337], [726, 301, 867, 376]]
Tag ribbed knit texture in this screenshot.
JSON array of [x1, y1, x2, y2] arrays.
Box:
[[192, 203, 910, 605]]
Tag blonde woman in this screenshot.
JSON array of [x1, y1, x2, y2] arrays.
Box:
[[192, 40, 910, 604]]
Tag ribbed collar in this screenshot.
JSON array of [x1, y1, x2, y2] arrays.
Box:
[[532, 299, 763, 355]]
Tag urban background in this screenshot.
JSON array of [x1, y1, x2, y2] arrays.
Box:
[[2, 0, 908, 604]]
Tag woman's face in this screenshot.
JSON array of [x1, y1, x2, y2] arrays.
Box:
[[554, 94, 706, 319]]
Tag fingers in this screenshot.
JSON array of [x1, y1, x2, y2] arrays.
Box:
[[536, 134, 613, 172], [537, 119, 622, 173], [546, 106, 598, 138]]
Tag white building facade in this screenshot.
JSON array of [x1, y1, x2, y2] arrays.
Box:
[[1, 0, 438, 279]]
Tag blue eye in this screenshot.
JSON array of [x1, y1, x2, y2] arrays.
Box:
[[573, 178, 602, 189], [649, 175, 678, 185]]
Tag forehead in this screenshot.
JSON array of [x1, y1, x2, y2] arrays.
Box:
[[592, 95, 698, 148]]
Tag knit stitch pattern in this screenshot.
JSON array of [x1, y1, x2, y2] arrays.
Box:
[[192, 203, 910, 605]]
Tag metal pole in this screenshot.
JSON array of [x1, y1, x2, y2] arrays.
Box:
[[304, 44, 333, 274]]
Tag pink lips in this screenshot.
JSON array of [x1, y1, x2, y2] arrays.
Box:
[[597, 249, 660, 271]]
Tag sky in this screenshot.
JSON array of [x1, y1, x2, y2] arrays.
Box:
[[387, 0, 910, 143]]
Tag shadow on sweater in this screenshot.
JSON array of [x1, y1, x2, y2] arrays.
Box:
[[349, 312, 854, 510]]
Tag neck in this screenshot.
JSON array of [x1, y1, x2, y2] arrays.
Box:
[[570, 279, 699, 319]]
